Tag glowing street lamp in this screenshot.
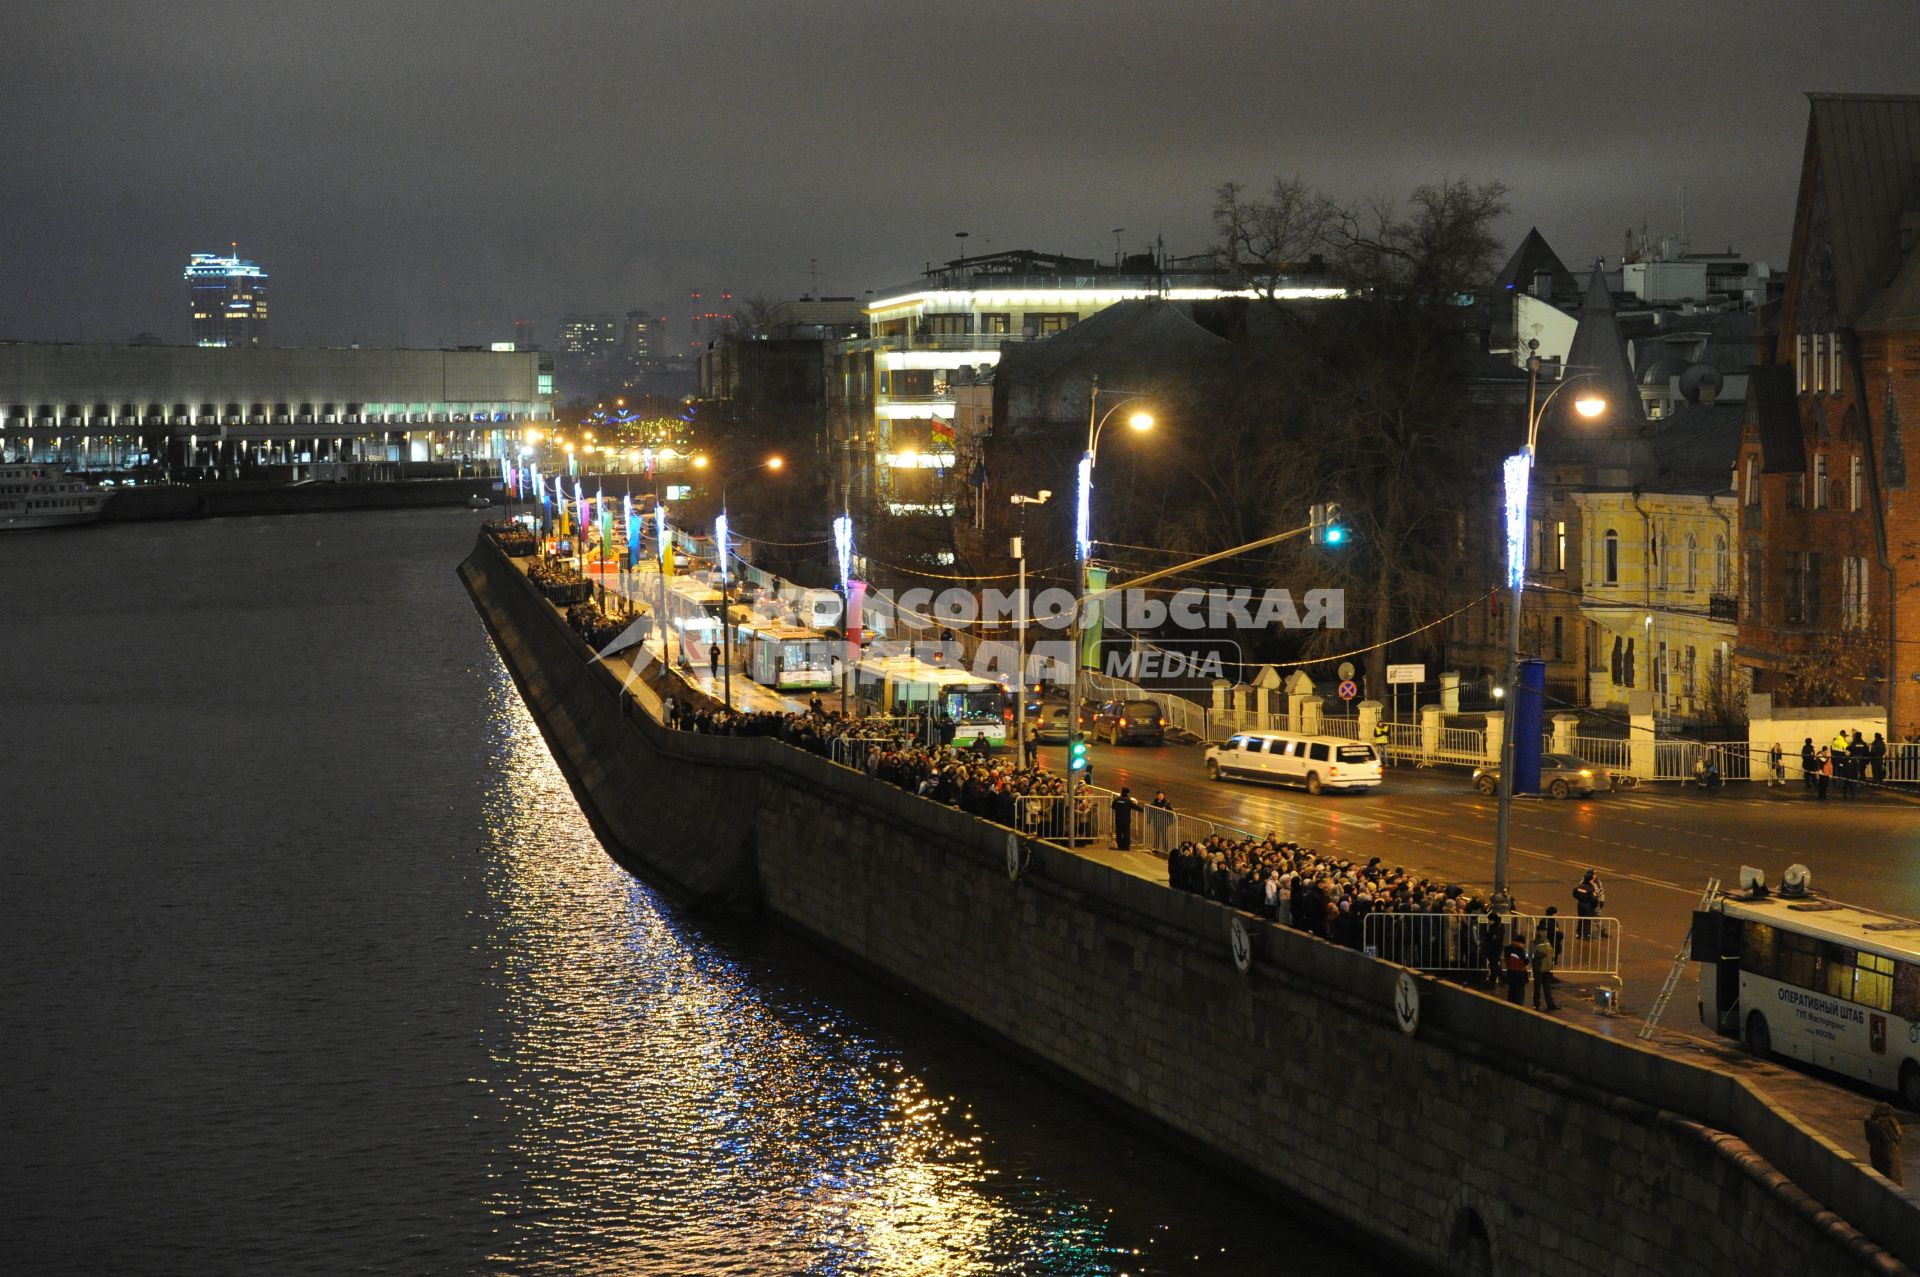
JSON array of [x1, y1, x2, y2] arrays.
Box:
[[1067, 377, 1155, 829], [1491, 339, 1606, 908]]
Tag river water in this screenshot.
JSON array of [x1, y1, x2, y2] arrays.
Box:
[[0, 511, 1382, 1275]]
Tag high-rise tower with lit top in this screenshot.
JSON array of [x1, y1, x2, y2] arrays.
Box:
[[186, 247, 268, 347]]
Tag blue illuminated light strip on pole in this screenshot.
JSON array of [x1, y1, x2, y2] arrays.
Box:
[[832, 514, 854, 593], [1075, 454, 1093, 561], [1503, 449, 1532, 589]]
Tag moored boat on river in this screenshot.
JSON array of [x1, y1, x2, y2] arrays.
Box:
[[0, 462, 106, 530]]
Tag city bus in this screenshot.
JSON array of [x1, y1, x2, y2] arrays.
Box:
[[743, 622, 835, 691], [854, 653, 1011, 749], [1695, 878, 1920, 1107]]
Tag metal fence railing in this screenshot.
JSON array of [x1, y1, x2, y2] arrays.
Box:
[[1436, 725, 1486, 764], [1380, 720, 1425, 762], [1361, 912, 1620, 979], [1568, 735, 1632, 771]]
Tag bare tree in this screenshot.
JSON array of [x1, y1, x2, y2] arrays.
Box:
[[1212, 176, 1335, 299]]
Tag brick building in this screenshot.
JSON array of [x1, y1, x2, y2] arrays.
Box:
[[1736, 93, 1920, 739]]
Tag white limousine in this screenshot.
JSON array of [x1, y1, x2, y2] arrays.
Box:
[[1202, 732, 1383, 794]]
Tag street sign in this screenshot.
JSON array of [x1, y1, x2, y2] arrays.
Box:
[[1386, 663, 1426, 685], [1337, 679, 1359, 701], [1337, 661, 1355, 680]]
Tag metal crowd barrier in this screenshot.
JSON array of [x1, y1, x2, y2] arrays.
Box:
[[1361, 911, 1620, 978]]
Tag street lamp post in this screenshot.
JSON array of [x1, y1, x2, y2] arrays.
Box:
[[1492, 341, 1604, 909], [1009, 490, 1052, 769], [716, 456, 785, 711], [1066, 376, 1154, 834]]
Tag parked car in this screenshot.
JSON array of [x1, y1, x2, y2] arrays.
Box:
[[1026, 703, 1075, 745], [1203, 731, 1382, 794], [1092, 699, 1166, 745], [1471, 753, 1612, 799]]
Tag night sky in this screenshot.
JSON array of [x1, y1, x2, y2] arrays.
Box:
[[4, 0, 1915, 348]]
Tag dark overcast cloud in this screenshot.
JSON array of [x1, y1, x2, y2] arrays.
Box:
[[3, 0, 1916, 347]]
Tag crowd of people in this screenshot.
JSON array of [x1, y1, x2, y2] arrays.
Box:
[[661, 698, 1098, 834], [661, 692, 1583, 1007]]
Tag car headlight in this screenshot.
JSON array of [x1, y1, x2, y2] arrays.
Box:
[[1579, 769, 1593, 777]]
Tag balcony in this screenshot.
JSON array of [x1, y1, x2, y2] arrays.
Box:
[[1709, 594, 1739, 622]]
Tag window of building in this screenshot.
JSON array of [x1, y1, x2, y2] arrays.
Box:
[[1745, 457, 1759, 505], [1850, 455, 1863, 511], [1555, 520, 1567, 572], [923, 314, 971, 337], [1684, 646, 1697, 698], [1812, 334, 1828, 393], [1654, 641, 1668, 697], [1830, 334, 1844, 393], [1842, 556, 1870, 631], [1786, 474, 1805, 508], [1610, 636, 1624, 685], [1796, 335, 1811, 393], [1588, 621, 1606, 673], [1812, 453, 1827, 508], [1786, 551, 1820, 625], [1683, 533, 1697, 592], [1028, 313, 1076, 335], [1603, 530, 1619, 584], [1552, 615, 1564, 661], [979, 313, 1011, 334], [1624, 637, 1636, 687], [1714, 535, 1729, 594]]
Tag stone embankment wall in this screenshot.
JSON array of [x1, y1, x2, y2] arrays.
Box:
[[461, 534, 1919, 1277]]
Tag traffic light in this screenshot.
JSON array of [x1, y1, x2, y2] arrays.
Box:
[[1070, 738, 1090, 771], [1309, 501, 1348, 546]]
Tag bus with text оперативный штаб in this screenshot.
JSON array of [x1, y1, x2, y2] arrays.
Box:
[[1695, 871, 1920, 1108]]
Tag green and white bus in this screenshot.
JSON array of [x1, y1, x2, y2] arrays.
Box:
[[854, 653, 1011, 749], [743, 622, 835, 692], [1696, 885, 1920, 1107]]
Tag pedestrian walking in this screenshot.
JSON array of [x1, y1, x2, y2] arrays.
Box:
[[1110, 787, 1143, 851], [1817, 748, 1832, 801], [663, 693, 677, 726], [1573, 869, 1604, 940], [1146, 791, 1175, 854], [1530, 930, 1560, 1011], [1865, 1103, 1904, 1186], [1503, 933, 1531, 1004], [1801, 738, 1818, 793], [1768, 742, 1784, 788], [708, 642, 721, 678], [1869, 732, 1888, 785]]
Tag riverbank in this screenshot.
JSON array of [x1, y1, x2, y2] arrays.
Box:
[[460, 529, 1920, 1277]]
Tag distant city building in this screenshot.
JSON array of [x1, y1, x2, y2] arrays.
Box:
[[185, 250, 268, 348], [621, 309, 657, 367], [553, 314, 619, 399], [0, 341, 553, 471], [513, 318, 538, 351]]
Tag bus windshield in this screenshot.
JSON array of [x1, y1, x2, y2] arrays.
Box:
[[946, 686, 1007, 723]]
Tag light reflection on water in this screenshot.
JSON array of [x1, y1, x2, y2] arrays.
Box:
[[477, 676, 1132, 1274], [0, 511, 1380, 1276]]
